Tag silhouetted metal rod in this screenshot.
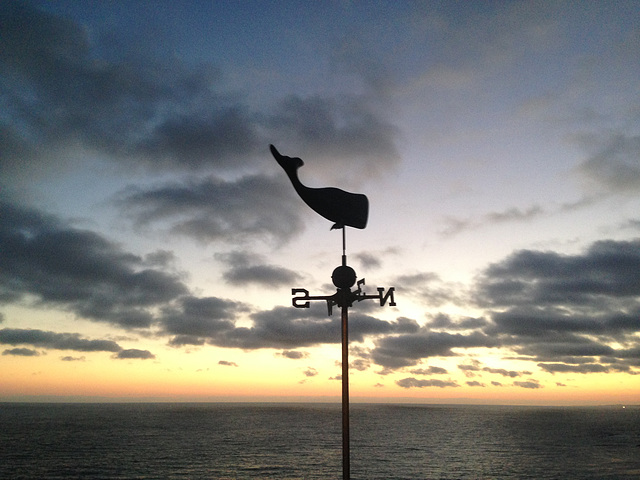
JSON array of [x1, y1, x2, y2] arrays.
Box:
[[342, 303, 350, 480]]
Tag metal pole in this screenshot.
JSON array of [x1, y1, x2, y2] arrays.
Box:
[[341, 302, 350, 480]]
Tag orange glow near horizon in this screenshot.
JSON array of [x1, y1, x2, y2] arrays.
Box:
[[2, 345, 638, 406]]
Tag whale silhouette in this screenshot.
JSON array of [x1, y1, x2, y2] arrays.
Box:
[[270, 144, 368, 230]]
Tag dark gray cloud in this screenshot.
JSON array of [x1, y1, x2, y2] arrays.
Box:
[[278, 350, 308, 360], [458, 361, 481, 377], [167, 335, 205, 347], [0, 328, 121, 352], [3, 347, 40, 356], [409, 366, 448, 375], [218, 360, 238, 367], [0, 3, 401, 192], [466, 381, 485, 387], [118, 174, 304, 245], [537, 362, 610, 374], [60, 356, 85, 362], [161, 296, 243, 340], [350, 358, 370, 371], [211, 307, 335, 350], [482, 367, 529, 378], [114, 349, 155, 360], [371, 329, 499, 369], [469, 238, 640, 375], [477, 239, 640, 308], [160, 237, 640, 376], [266, 95, 400, 181], [578, 134, 640, 193], [0, 201, 189, 328], [143, 250, 177, 268], [216, 251, 302, 286], [513, 380, 542, 389], [457, 359, 529, 379], [355, 238, 640, 375], [395, 378, 459, 389], [163, 299, 415, 351], [0, 2, 261, 180]]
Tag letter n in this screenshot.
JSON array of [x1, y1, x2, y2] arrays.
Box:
[[377, 287, 396, 306]]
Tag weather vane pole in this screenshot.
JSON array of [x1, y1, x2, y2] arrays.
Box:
[[271, 145, 396, 480]]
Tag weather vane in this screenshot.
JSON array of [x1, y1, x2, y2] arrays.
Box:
[[271, 145, 396, 480]]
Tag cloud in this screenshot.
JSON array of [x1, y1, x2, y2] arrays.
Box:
[[0, 3, 261, 180], [161, 296, 244, 341], [3, 347, 40, 356], [164, 299, 415, 351], [218, 360, 238, 367], [0, 328, 122, 352], [395, 378, 459, 389], [409, 366, 448, 375], [356, 238, 640, 376], [577, 134, 640, 193], [537, 363, 609, 374], [118, 174, 304, 245], [472, 239, 640, 374], [278, 350, 308, 360], [266, 95, 400, 183], [482, 367, 529, 378], [477, 239, 640, 309], [350, 358, 370, 371], [216, 251, 302, 286], [60, 356, 85, 362], [466, 381, 485, 387], [168, 336, 205, 347], [114, 349, 155, 360], [0, 2, 401, 194], [428, 313, 489, 330], [622, 219, 640, 231], [0, 201, 189, 328], [354, 252, 381, 270], [371, 329, 499, 369], [513, 380, 542, 389], [211, 307, 338, 349], [143, 250, 177, 268], [393, 273, 463, 307], [456, 359, 530, 380], [440, 205, 545, 237], [458, 360, 481, 377], [303, 367, 318, 377]]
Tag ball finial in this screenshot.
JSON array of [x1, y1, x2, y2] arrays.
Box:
[[332, 265, 356, 289]]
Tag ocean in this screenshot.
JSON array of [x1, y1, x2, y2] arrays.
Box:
[[1, 403, 639, 479]]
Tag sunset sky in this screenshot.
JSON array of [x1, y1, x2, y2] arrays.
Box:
[[1, 1, 640, 405]]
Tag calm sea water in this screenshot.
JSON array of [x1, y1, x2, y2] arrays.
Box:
[[1, 403, 639, 479]]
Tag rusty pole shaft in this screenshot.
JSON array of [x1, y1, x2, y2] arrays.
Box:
[[342, 302, 350, 480]]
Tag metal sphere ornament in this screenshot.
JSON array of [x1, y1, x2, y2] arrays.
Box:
[[332, 265, 357, 289]]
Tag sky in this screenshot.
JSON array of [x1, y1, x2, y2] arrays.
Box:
[[1, 0, 639, 405]]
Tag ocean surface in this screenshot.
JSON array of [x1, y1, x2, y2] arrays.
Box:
[[1, 403, 639, 479]]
